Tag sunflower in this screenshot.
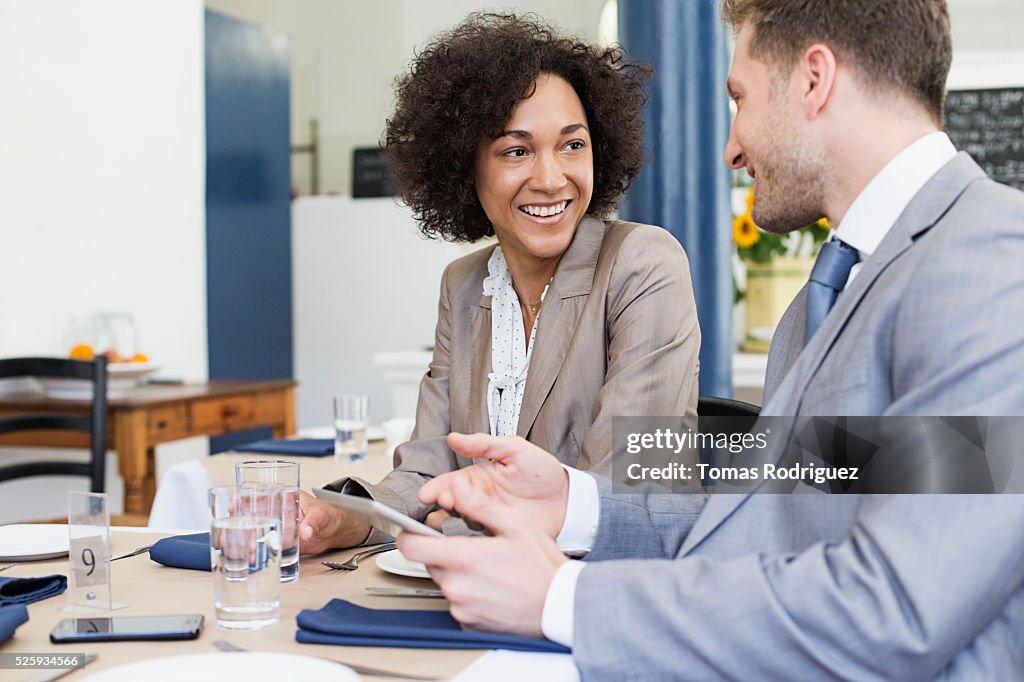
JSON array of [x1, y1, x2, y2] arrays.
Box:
[[733, 214, 760, 248]]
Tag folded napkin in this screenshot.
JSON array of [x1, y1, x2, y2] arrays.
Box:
[[0, 574, 67, 606], [0, 605, 28, 644], [296, 599, 570, 653], [150, 532, 211, 571], [235, 438, 335, 457]]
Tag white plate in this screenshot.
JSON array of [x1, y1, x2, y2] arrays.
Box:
[[39, 363, 160, 400], [0, 524, 70, 561], [376, 548, 432, 579], [297, 425, 386, 442], [82, 653, 358, 682]]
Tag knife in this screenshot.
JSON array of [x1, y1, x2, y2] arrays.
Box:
[[365, 586, 445, 598], [110, 545, 151, 561], [25, 654, 97, 682]]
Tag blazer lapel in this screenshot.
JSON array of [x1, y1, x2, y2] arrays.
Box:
[[681, 154, 985, 555], [468, 295, 492, 435], [516, 217, 605, 438]]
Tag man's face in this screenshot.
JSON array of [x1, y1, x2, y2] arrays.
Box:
[[724, 25, 826, 233]]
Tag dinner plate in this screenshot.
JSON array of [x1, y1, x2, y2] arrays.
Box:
[[0, 524, 70, 561], [375, 548, 432, 579], [39, 363, 160, 400], [297, 425, 387, 442], [82, 653, 358, 682]]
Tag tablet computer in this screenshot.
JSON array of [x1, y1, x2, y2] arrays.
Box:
[[312, 488, 443, 538]]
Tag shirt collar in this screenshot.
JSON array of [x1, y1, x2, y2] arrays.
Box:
[[834, 131, 957, 258]]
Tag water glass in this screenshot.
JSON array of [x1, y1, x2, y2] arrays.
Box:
[[334, 394, 369, 461], [208, 486, 282, 629], [235, 460, 300, 582]]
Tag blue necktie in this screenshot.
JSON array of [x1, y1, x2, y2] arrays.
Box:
[[804, 239, 860, 346]]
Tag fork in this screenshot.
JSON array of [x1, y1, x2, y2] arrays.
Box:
[[0, 563, 14, 573], [212, 639, 442, 680], [321, 542, 396, 571]]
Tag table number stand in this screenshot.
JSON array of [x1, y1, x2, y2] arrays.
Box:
[[61, 492, 127, 613]]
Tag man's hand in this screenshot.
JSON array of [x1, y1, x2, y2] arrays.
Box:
[[399, 475, 568, 637], [418, 433, 570, 539], [298, 490, 372, 554]]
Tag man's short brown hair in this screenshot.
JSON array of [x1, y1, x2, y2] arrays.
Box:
[[722, 0, 952, 123]]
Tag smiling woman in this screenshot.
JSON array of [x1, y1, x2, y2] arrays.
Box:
[[297, 12, 702, 549]]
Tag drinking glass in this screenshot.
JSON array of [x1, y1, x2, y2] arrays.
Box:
[[235, 460, 300, 582], [334, 394, 369, 461], [208, 486, 281, 629]]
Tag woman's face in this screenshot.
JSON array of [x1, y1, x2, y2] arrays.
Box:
[[475, 74, 594, 266]]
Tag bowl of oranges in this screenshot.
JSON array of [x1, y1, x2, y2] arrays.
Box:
[[40, 344, 160, 400]]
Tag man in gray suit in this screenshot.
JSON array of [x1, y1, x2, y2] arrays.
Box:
[[399, 1, 1024, 679]]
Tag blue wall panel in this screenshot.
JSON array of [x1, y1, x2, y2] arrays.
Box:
[[205, 10, 292, 452]]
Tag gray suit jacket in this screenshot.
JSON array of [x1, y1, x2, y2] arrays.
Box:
[[572, 154, 1024, 680], [341, 216, 700, 521]]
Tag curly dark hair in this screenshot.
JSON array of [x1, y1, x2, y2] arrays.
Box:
[[384, 12, 652, 242]]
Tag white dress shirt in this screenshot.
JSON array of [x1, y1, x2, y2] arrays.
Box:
[[538, 131, 959, 648]]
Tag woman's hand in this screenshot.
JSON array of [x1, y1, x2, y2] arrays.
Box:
[[298, 490, 372, 553], [425, 509, 450, 531]]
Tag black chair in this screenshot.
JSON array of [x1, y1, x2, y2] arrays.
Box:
[[0, 356, 108, 492], [697, 396, 761, 417]]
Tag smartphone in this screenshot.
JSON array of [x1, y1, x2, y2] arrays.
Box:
[[50, 614, 203, 643], [312, 488, 443, 538]]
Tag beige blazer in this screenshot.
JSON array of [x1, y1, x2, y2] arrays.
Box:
[[340, 216, 700, 520]]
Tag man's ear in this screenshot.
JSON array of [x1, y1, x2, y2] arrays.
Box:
[[800, 43, 837, 119]]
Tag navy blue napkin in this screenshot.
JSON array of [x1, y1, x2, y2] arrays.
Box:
[[0, 605, 28, 644], [0, 575, 67, 606], [235, 438, 335, 457], [296, 599, 570, 653], [150, 532, 211, 571]]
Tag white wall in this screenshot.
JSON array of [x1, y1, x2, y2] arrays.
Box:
[[206, 0, 608, 196], [949, 0, 1024, 53], [292, 197, 476, 428], [0, 0, 208, 522]]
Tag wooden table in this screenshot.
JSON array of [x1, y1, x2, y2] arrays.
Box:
[[0, 380, 296, 517], [0, 527, 481, 681]]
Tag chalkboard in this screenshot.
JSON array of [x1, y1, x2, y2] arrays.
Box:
[[945, 87, 1024, 190], [352, 147, 397, 198]]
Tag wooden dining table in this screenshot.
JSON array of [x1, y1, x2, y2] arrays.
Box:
[[0, 380, 297, 518]]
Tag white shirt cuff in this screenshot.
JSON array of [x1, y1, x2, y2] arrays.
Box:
[[555, 465, 599, 555], [540, 559, 586, 648]]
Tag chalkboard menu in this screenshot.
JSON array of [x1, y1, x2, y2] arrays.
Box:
[[352, 147, 397, 198], [945, 87, 1024, 190]]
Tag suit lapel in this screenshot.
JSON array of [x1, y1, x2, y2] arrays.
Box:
[[785, 153, 982, 416], [681, 154, 985, 555], [762, 286, 808, 402], [516, 217, 605, 438]]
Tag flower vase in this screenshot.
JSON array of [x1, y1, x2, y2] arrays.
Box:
[[743, 256, 814, 353]]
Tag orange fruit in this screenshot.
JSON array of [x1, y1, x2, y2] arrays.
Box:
[[69, 344, 94, 360], [131, 353, 149, 363]]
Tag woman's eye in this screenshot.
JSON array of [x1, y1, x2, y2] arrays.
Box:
[[503, 148, 528, 158], [565, 140, 586, 151]]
